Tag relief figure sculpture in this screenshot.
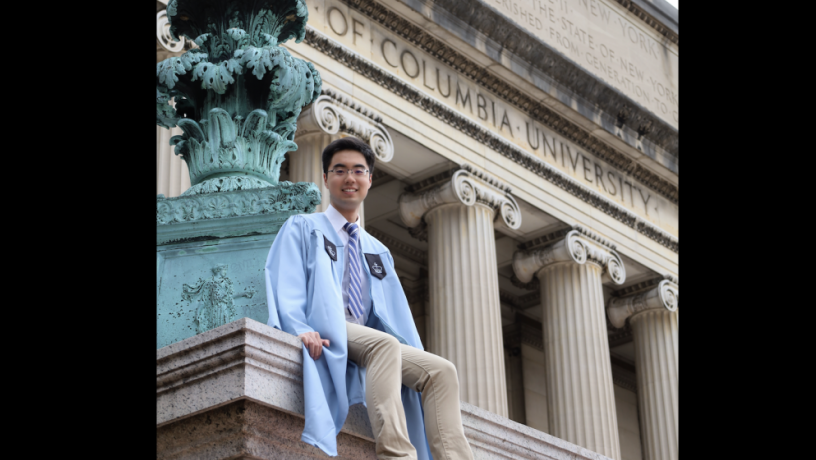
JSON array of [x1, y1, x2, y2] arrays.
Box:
[[182, 264, 255, 334]]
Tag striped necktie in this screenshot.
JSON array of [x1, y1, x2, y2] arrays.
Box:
[[343, 222, 365, 320]]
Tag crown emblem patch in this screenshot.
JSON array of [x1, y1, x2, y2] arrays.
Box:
[[323, 235, 337, 261], [364, 253, 387, 280]]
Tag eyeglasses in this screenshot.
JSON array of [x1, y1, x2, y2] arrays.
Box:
[[328, 168, 370, 177]]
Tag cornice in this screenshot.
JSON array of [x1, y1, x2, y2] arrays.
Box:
[[322, 87, 384, 123], [502, 316, 544, 351], [339, 0, 680, 180], [521, 224, 617, 252], [612, 276, 662, 298], [370, 168, 397, 188], [366, 226, 428, 266], [612, 0, 678, 44], [607, 320, 633, 347], [499, 289, 540, 310], [303, 26, 679, 253], [610, 357, 638, 393], [404, 169, 456, 194]]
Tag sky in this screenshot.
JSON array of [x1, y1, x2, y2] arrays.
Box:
[[664, 0, 678, 9]]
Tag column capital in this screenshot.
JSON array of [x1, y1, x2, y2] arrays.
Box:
[[398, 163, 522, 231], [512, 226, 626, 285], [607, 279, 678, 328], [157, 8, 185, 54], [296, 88, 394, 163]]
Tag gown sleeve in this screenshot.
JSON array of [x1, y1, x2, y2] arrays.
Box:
[[264, 215, 314, 337]]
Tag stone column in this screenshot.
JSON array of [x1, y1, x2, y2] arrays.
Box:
[[293, 89, 394, 220], [513, 228, 626, 459], [399, 164, 522, 417], [290, 131, 334, 212], [156, 125, 191, 198], [608, 279, 679, 460]]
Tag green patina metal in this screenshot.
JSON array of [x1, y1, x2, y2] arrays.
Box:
[[157, 0, 321, 194], [156, 0, 323, 346]]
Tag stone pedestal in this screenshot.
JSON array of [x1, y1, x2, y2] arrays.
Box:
[[514, 228, 626, 459], [156, 183, 320, 348], [399, 164, 521, 418], [157, 317, 615, 460], [608, 280, 679, 460]]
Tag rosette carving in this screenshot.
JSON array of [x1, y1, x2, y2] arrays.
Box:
[[607, 280, 679, 328], [512, 228, 626, 284], [297, 93, 394, 162], [397, 163, 522, 231]]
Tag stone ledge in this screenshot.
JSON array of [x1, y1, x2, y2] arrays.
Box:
[[157, 318, 374, 440], [157, 318, 613, 460]]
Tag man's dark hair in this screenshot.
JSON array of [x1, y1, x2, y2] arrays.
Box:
[[321, 137, 375, 175]]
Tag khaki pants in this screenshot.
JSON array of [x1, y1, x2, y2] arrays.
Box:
[[346, 322, 474, 460]]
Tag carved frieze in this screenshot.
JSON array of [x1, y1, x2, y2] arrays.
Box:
[[303, 26, 678, 253], [398, 163, 522, 231], [607, 279, 678, 328], [335, 0, 679, 170], [156, 181, 321, 226], [297, 88, 395, 163], [513, 227, 626, 285]]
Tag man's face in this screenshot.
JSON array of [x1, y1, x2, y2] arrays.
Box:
[[323, 149, 372, 214]]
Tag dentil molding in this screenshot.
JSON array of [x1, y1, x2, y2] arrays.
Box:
[[302, 25, 679, 253], [297, 88, 394, 163], [513, 227, 626, 285], [607, 279, 678, 328], [398, 164, 522, 231]]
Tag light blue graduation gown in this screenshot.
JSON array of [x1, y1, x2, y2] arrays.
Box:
[[264, 213, 433, 459]]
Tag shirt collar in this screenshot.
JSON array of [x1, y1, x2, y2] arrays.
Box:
[[324, 204, 359, 235]]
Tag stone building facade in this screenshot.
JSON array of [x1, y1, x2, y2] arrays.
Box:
[[156, 1, 678, 459]]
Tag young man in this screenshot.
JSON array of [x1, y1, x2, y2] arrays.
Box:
[[265, 137, 474, 460]]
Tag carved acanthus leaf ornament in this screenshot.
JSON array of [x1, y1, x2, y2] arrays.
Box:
[[156, 0, 322, 194]]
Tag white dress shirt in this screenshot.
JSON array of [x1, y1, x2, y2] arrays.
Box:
[[323, 204, 371, 326]]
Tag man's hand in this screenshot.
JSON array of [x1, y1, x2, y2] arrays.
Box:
[[299, 331, 330, 360]]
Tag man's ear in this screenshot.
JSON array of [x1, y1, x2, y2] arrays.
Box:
[[323, 173, 328, 186]]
